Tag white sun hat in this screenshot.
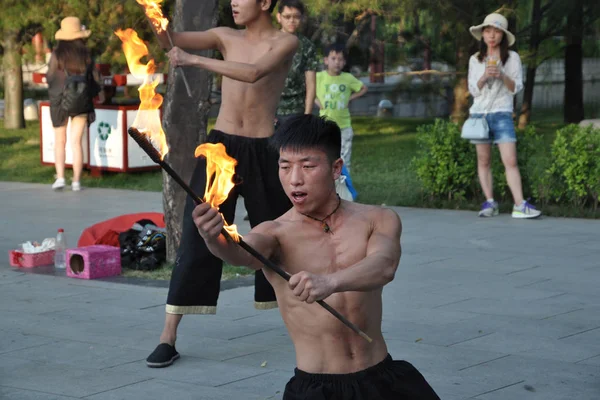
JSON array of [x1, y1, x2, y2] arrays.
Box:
[[469, 13, 515, 46]]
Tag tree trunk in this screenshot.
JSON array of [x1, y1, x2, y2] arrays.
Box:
[[369, 15, 384, 83], [413, 11, 431, 76], [162, 0, 218, 262], [423, 43, 432, 71], [564, 0, 585, 124], [518, 0, 542, 129], [450, 34, 471, 124], [2, 29, 25, 129], [517, 66, 537, 129], [345, 12, 370, 50]]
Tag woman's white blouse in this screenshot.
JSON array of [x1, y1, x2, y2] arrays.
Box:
[[468, 50, 524, 114]]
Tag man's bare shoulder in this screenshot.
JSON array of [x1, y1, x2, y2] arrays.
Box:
[[254, 209, 298, 236], [343, 201, 390, 215], [345, 202, 401, 229], [210, 26, 240, 40], [273, 30, 299, 49], [250, 219, 280, 235], [250, 210, 294, 235], [272, 208, 296, 227], [212, 26, 238, 35], [274, 29, 296, 40]]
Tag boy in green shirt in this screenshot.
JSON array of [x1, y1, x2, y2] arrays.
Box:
[[316, 43, 368, 170]]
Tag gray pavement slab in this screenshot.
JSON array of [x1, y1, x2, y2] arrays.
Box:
[[1, 181, 600, 399], [0, 355, 150, 398], [469, 355, 600, 400], [0, 386, 80, 400], [104, 355, 278, 388], [84, 379, 263, 400]]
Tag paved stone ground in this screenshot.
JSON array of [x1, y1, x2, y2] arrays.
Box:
[[1, 182, 599, 399]]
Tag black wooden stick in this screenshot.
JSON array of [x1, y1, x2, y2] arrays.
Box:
[[128, 127, 372, 343]]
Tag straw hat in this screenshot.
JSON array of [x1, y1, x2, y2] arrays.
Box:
[[469, 13, 515, 46], [54, 17, 91, 41]]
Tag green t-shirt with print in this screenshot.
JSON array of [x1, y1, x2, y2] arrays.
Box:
[[316, 71, 364, 129]]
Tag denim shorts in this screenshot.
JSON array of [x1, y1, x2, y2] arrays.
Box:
[[469, 112, 517, 144]]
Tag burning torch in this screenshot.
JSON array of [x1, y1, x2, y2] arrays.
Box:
[[136, 0, 193, 98]]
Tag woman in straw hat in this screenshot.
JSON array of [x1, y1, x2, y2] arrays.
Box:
[[467, 13, 541, 219], [47, 16, 99, 192]]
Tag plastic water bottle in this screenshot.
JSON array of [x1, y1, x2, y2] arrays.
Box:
[[54, 229, 67, 269]]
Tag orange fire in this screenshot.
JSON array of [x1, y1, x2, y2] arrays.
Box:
[[195, 143, 241, 241], [136, 0, 169, 33], [114, 28, 168, 159], [116, 24, 240, 241]]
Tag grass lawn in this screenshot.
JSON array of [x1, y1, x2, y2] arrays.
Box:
[[0, 119, 163, 191], [120, 263, 248, 281], [351, 117, 429, 207], [350, 115, 563, 208], [0, 114, 563, 196], [0, 112, 578, 280]]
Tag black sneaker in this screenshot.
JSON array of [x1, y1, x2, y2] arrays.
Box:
[[146, 343, 180, 368]]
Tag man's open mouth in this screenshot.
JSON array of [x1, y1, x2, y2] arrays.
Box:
[[291, 191, 307, 201]]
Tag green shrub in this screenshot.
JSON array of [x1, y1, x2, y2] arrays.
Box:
[[413, 120, 550, 206], [412, 119, 477, 201], [548, 124, 600, 210], [475, 124, 547, 204], [519, 125, 557, 207]]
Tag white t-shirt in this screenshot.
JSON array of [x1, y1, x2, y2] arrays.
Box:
[[468, 50, 524, 114]]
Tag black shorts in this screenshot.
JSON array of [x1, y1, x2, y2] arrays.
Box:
[[283, 355, 441, 400], [165, 129, 291, 314]]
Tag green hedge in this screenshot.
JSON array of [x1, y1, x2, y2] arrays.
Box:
[[548, 124, 600, 210], [412, 119, 600, 212]]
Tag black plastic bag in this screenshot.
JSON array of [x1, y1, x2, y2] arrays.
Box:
[[118, 219, 166, 271]]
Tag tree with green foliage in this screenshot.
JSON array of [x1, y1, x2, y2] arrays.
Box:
[[303, 0, 516, 123], [0, 0, 155, 129], [1, 1, 41, 129], [412, 1, 511, 124], [516, 0, 565, 128], [563, 0, 600, 123]]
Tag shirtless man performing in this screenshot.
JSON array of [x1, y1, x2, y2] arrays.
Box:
[[192, 114, 441, 399], [145, 0, 297, 368]]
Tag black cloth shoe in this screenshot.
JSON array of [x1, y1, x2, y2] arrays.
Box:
[[146, 343, 180, 368]]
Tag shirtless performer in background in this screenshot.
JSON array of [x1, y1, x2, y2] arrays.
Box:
[[192, 114, 441, 399], [145, 0, 297, 368]]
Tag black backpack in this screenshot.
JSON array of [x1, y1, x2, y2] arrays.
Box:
[[60, 66, 98, 115]]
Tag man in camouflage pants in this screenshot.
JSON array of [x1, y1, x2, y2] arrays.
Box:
[[275, 0, 318, 124]]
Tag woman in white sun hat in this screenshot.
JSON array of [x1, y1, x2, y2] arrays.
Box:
[[467, 12, 541, 219], [47, 16, 100, 192]]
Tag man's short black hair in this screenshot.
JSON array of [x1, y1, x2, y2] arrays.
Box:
[[270, 115, 341, 164], [324, 43, 347, 58], [278, 0, 305, 15]]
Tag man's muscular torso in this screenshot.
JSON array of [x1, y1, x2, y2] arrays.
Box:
[[264, 201, 391, 374]]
